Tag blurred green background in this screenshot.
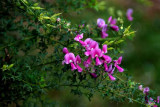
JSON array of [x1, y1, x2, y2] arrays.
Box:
[[22, 0, 160, 106]]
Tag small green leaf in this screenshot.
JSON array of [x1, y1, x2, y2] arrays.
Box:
[[8, 64, 14, 69], [31, 7, 44, 10], [108, 47, 114, 50], [115, 39, 124, 44]]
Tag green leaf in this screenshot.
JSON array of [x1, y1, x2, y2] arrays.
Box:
[[115, 39, 124, 44], [108, 47, 114, 50], [8, 64, 14, 69], [103, 41, 114, 45], [31, 7, 44, 10]]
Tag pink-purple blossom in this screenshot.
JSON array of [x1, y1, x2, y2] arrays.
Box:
[[110, 25, 119, 32], [157, 96, 160, 103], [105, 64, 116, 81], [101, 24, 108, 38], [90, 73, 97, 78], [64, 53, 77, 71], [97, 18, 105, 28], [126, 8, 133, 21], [114, 56, 124, 72], [108, 73, 116, 81], [101, 31, 108, 38], [74, 33, 84, 41], [102, 45, 107, 54], [84, 40, 99, 56], [56, 17, 61, 22], [143, 87, 150, 94], [63, 47, 69, 54], [75, 55, 83, 72], [84, 56, 92, 67], [139, 85, 143, 91], [97, 17, 119, 39], [91, 48, 102, 66], [102, 55, 112, 71], [108, 16, 119, 32]]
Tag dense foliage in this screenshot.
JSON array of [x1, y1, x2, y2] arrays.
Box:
[[0, 0, 159, 106]]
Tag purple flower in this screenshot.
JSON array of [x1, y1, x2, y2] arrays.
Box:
[[108, 74, 116, 81], [114, 56, 124, 72], [91, 48, 102, 66], [105, 64, 116, 81], [63, 47, 69, 54], [89, 41, 99, 50], [102, 45, 107, 54], [84, 56, 92, 67], [102, 55, 112, 63], [84, 38, 93, 46], [79, 40, 87, 46], [74, 33, 83, 41], [143, 87, 150, 94], [108, 16, 119, 32], [64, 53, 75, 64], [126, 8, 133, 21], [83, 61, 90, 68], [150, 97, 154, 101], [75, 55, 81, 64], [138, 85, 143, 91], [91, 48, 102, 58], [75, 55, 83, 72], [103, 63, 108, 71], [90, 73, 97, 78], [102, 24, 108, 32], [108, 16, 112, 24], [64, 53, 77, 71], [97, 18, 105, 28], [101, 31, 108, 38], [83, 38, 93, 49], [84, 40, 99, 56], [56, 18, 61, 22], [102, 55, 112, 69], [71, 63, 77, 71], [110, 25, 119, 32], [110, 19, 117, 25], [157, 96, 160, 103], [101, 24, 108, 38], [107, 64, 115, 74], [74, 33, 87, 46]]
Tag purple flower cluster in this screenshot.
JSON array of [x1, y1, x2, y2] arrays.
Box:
[[62, 48, 83, 72], [138, 85, 159, 106], [97, 16, 119, 38], [62, 32, 124, 81]]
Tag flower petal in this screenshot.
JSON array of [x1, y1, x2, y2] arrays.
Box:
[[90, 73, 97, 78], [110, 19, 117, 25], [71, 62, 77, 71], [101, 31, 108, 38], [115, 64, 124, 72], [111, 25, 119, 31], [63, 47, 69, 54], [74, 33, 84, 41], [108, 74, 116, 81], [104, 63, 108, 71], [108, 16, 112, 24], [102, 45, 107, 54], [102, 55, 112, 63], [76, 64, 83, 72], [95, 57, 102, 66], [126, 8, 133, 21], [76, 55, 81, 64]]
